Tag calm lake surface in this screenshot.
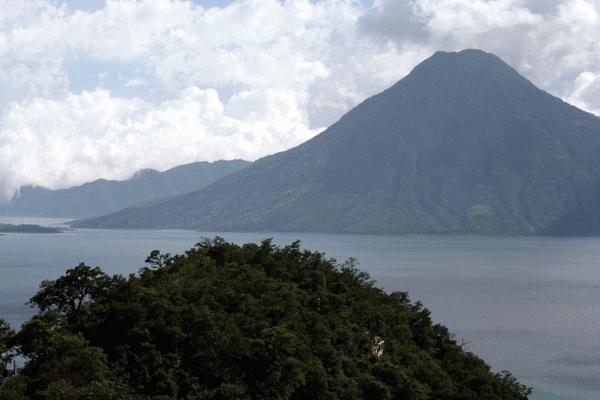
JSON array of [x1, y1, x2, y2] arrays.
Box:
[[1, 217, 599, 399]]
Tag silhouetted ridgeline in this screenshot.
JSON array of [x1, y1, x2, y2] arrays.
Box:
[[0, 160, 249, 219], [74, 50, 600, 236], [0, 239, 531, 399]]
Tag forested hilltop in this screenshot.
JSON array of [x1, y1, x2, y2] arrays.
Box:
[[0, 239, 531, 399]]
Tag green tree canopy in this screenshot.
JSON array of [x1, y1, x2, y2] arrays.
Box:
[[0, 319, 14, 377], [1, 238, 531, 400]]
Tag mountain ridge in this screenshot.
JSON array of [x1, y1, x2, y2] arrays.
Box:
[[1, 160, 250, 219], [73, 49, 600, 235]]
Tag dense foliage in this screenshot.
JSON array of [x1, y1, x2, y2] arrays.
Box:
[[0, 238, 531, 399]]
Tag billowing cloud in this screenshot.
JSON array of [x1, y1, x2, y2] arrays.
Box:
[[0, 0, 599, 199], [565, 71, 600, 115], [0, 86, 317, 199]]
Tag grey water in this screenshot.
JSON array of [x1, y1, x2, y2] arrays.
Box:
[[0, 217, 599, 399]]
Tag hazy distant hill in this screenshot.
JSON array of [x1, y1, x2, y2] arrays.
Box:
[[0, 223, 62, 234], [1, 160, 249, 218], [73, 49, 600, 235]]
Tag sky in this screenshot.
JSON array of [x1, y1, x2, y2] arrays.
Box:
[[1, 0, 600, 199]]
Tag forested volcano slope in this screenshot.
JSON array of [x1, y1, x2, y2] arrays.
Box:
[[75, 49, 600, 235]]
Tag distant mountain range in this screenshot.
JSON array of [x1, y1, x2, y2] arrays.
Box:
[[0, 160, 249, 218], [73, 49, 600, 235]]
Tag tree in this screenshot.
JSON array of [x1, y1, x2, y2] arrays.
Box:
[[145, 250, 173, 269], [0, 319, 14, 378], [29, 264, 114, 319], [5, 239, 532, 400], [11, 318, 130, 400]]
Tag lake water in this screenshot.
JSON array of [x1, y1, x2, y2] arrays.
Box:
[[1, 217, 599, 399]]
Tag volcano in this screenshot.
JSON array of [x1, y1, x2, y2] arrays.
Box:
[[73, 49, 600, 235]]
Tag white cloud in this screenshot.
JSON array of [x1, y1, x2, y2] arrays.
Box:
[[125, 78, 148, 87], [0, 86, 316, 199], [0, 0, 423, 198], [0, 0, 600, 199], [0, 60, 69, 104], [423, 0, 541, 31], [565, 71, 600, 115]]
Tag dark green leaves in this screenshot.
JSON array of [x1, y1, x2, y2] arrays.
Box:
[[5, 239, 531, 400]]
